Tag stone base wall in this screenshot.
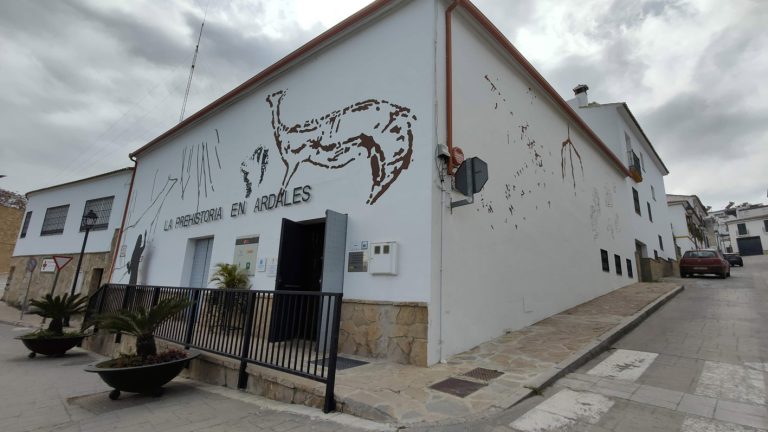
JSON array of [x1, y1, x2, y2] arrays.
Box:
[[3, 251, 114, 306], [639, 257, 677, 282], [338, 299, 427, 367]]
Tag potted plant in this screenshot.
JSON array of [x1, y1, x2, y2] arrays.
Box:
[[17, 293, 89, 358], [207, 263, 250, 331], [84, 298, 199, 400]]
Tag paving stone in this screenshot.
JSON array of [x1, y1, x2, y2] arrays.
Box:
[[676, 393, 717, 418]]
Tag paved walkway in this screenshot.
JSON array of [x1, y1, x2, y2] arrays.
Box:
[[0, 323, 384, 432], [324, 282, 681, 425], [480, 254, 768, 432], [0, 281, 681, 429]]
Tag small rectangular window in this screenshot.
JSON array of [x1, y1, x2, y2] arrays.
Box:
[[601, 249, 610, 272], [647, 202, 653, 222], [737, 223, 747, 235], [20, 211, 32, 238], [640, 152, 646, 172], [41, 205, 69, 236], [659, 235, 664, 251], [633, 188, 641, 215], [654, 250, 659, 260], [626, 259, 633, 278], [614, 254, 622, 275], [81, 196, 114, 231], [764, 220, 768, 232], [651, 185, 656, 201]]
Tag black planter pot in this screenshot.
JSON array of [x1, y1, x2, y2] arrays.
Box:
[[18, 335, 85, 358], [84, 351, 199, 400]]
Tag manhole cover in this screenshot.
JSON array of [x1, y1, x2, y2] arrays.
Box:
[[310, 356, 368, 370], [429, 377, 486, 398], [462, 367, 504, 382]]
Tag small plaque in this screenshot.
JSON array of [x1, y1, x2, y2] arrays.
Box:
[[347, 251, 367, 272]]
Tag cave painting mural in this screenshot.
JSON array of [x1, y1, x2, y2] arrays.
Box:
[[265, 90, 416, 205], [240, 146, 269, 198], [561, 124, 584, 190]]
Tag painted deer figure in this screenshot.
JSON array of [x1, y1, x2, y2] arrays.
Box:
[[266, 90, 416, 204]]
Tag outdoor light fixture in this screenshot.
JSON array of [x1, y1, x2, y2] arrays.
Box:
[[70, 209, 98, 296]]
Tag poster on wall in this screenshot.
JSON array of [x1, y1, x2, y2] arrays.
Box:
[[233, 236, 259, 276], [256, 257, 266, 272], [266, 257, 278, 277], [40, 259, 56, 273]]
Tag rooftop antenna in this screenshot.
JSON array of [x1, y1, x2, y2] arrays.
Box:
[[179, 6, 208, 123]]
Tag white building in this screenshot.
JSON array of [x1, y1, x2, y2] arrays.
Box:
[[667, 194, 709, 256], [567, 86, 675, 263], [109, 0, 651, 366], [720, 204, 768, 255], [4, 168, 133, 306]]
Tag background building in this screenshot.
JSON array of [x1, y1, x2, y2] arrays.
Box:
[[0, 189, 27, 299], [667, 194, 709, 256], [4, 168, 133, 307], [567, 86, 676, 267], [721, 204, 768, 255]]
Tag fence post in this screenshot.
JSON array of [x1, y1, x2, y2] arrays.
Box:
[[184, 289, 201, 349], [237, 292, 257, 389], [151, 286, 161, 307], [121, 285, 135, 310], [323, 294, 343, 413]]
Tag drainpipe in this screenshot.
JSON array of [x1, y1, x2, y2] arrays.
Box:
[[445, 0, 462, 175], [108, 157, 138, 282]]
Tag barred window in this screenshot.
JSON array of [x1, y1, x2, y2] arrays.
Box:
[[20, 211, 32, 238], [81, 196, 114, 231], [41, 205, 69, 235]]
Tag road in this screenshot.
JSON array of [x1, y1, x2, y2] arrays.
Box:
[[447, 253, 768, 432]]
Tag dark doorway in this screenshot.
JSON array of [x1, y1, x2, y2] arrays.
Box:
[[269, 210, 347, 343], [88, 268, 104, 295], [737, 236, 764, 256]]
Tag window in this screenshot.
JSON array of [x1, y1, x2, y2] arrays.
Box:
[[737, 223, 748, 235], [626, 259, 633, 278], [647, 202, 653, 222], [684, 250, 716, 258], [633, 188, 641, 215], [614, 254, 622, 275], [19, 211, 32, 238], [659, 235, 664, 251], [601, 249, 610, 272], [654, 250, 659, 260], [41, 205, 69, 235], [640, 152, 646, 172], [80, 196, 114, 231], [651, 185, 656, 201], [764, 220, 768, 233]]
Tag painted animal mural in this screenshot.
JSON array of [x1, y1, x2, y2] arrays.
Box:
[[265, 90, 416, 204]]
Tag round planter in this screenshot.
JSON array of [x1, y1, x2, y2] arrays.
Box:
[[84, 351, 199, 400], [17, 335, 85, 358]]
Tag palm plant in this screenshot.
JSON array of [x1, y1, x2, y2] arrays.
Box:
[[29, 293, 89, 336], [210, 263, 251, 289], [96, 298, 189, 358]]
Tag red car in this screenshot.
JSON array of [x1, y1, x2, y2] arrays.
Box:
[[680, 249, 730, 279]]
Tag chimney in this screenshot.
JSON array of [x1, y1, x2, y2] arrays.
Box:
[[573, 84, 589, 107]]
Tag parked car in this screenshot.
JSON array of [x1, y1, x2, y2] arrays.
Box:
[[680, 249, 730, 278], [723, 253, 744, 267]]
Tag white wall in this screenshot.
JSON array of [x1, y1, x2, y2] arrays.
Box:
[[434, 11, 639, 360], [726, 207, 768, 254], [112, 0, 436, 304], [13, 170, 132, 256], [668, 203, 696, 254], [568, 103, 675, 260]]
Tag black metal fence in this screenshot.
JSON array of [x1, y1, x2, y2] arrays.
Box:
[[86, 284, 343, 412]]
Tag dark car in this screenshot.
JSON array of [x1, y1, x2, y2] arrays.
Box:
[[680, 249, 730, 278], [723, 253, 744, 267]]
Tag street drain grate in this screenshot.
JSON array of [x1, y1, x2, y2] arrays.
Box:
[[310, 356, 368, 370], [429, 377, 487, 398], [462, 367, 504, 382]]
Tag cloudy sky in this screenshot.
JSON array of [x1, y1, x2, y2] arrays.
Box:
[[0, 0, 765, 209]]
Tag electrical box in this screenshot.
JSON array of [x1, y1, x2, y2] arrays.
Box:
[[369, 241, 398, 275]]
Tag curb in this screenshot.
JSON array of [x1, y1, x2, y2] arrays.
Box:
[[517, 284, 685, 400]]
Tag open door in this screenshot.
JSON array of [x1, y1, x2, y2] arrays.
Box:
[[317, 210, 347, 351]]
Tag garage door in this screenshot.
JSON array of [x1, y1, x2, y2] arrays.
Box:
[[737, 236, 764, 256]]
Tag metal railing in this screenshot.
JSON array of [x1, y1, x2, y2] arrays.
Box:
[[86, 284, 343, 412]]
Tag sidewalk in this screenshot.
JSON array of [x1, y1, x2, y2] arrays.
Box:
[[321, 282, 683, 426], [2, 282, 683, 428]]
